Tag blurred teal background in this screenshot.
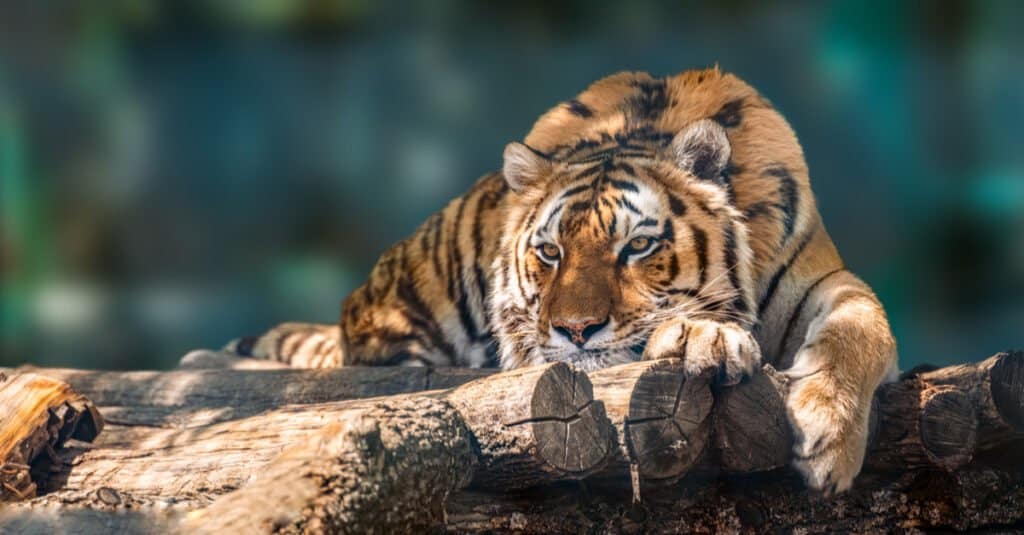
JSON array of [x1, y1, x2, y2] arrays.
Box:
[[1, 1, 1021, 370]]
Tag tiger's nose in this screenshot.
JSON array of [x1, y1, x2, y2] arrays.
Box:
[[551, 316, 609, 347]]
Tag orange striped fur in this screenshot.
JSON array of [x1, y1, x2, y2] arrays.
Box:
[[222, 67, 898, 494]]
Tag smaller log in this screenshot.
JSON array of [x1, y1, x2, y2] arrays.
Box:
[[712, 364, 792, 473], [926, 350, 1024, 444], [871, 350, 1024, 470], [588, 359, 713, 481], [667, 352, 1023, 476], [0, 373, 104, 502], [442, 362, 615, 489]]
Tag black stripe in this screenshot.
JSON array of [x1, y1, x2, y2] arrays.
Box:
[[471, 189, 500, 340], [723, 221, 741, 290], [636, 217, 658, 228], [764, 166, 800, 245], [560, 183, 592, 199], [668, 194, 687, 216], [446, 196, 469, 301], [429, 213, 444, 279], [453, 191, 490, 341], [689, 224, 708, 287], [512, 204, 539, 304], [659, 219, 676, 243], [667, 287, 701, 298], [611, 162, 637, 176], [568, 200, 592, 213], [666, 250, 680, 280], [776, 268, 846, 359], [712, 99, 744, 128], [757, 228, 817, 318], [723, 221, 750, 316], [565, 99, 594, 118], [396, 276, 455, 360], [616, 197, 642, 215], [573, 163, 604, 182], [541, 202, 565, 233], [608, 178, 640, 192], [310, 337, 330, 363]]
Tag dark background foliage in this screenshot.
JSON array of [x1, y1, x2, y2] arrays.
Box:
[[2, 1, 1021, 370]]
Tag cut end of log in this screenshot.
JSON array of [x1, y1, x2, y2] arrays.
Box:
[[0, 374, 105, 502], [990, 350, 1024, 432], [624, 359, 713, 480], [530, 364, 614, 475], [713, 365, 792, 473], [920, 387, 977, 470]]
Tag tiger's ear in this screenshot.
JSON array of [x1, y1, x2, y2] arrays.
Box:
[[670, 119, 732, 183], [503, 142, 551, 192]]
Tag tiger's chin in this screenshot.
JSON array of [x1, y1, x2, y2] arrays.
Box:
[[545, 348, 641, 372]]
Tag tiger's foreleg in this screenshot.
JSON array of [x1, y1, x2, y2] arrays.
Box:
[[782, 270, 898, 494], [225, 322, 343, 368]]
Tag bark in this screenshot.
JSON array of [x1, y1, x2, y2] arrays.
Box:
[[1, 362, 612, 511], [5, 363, 494, 427], [442, 362, 615, 489], [0, 352, 1021, 534], [185, 396, 476, 534]]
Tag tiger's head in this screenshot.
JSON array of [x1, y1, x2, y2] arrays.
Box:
[[490, 118, 755, 371]]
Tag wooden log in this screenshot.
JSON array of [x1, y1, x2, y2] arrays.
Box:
[[712, 364, 792, 473], [648, 351, 1024, 477], [870, 350, 1024, 471], [0, 373, 103, 502], [441, 362, 615, 488], [1, 353, 1022, 534], [441, 464, 1024, 533], [183, 396, 477, 534], [17, 362, 611, 508], [3, 364, 494, 427], [5, 464, 1023, 535], [588, 359, 713, 482]]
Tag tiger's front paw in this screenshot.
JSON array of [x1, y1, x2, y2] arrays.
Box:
[[786, 370, 870, 495], [643, 318, 761, 385]]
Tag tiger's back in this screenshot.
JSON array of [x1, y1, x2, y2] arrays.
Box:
[[237, 67, 847, 371], [227, 66, 898, 494]]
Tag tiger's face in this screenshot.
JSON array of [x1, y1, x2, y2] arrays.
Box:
[[491, 120, 755, 371]]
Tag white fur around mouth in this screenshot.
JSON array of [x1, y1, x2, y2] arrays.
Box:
[[547, 348, 641, 371]]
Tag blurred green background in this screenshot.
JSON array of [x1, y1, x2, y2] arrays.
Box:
[[1, 1, 1021, 370]]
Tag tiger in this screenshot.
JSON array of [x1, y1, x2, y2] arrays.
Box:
[[222, 67, 898, 495]]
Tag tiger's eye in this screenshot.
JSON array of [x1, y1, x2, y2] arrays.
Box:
[[540, 243, 560, 260], [629, 237, 651, 251]]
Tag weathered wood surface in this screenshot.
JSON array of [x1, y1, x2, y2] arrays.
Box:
[[593, 350, 1024, 479], [0, 373, 103, 503], [441, 362, 614, 489], [6, 360, 494, 427], [1, 362, 611, 513], [0, 351, 1022, 534], [588, 359, 713, 483], [184, 396, 476, 534]]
